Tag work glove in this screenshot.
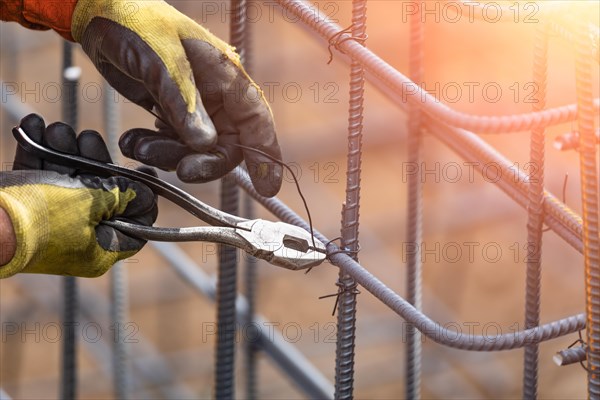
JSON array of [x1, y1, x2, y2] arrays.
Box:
[[0, 114, 158, 278], [71, 0, 283, 197]]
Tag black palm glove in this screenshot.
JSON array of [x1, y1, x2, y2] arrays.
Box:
[[1, 113, 158, 278], [71, 0, 283, 197]]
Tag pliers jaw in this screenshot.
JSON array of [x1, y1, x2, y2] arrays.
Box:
[[236, 220, 327, 270]]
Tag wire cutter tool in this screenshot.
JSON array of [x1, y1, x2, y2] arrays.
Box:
[[13, 126, 327, 271]]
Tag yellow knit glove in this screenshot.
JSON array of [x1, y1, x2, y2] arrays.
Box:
[[72, 0, 283, 197], [0, 170, 155, 278], [0, 113, 158, 279]]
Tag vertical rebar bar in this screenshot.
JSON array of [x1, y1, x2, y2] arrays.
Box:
[[104, 82, 130, 400], [574, 16, 600, 398], [215, 174, 239, 400], [214, 3, 247, 398], [335, 1, 367, 399], [61, 40, 78, 400], [523, 24, 548, 400], [404, 7, 424, 400], [243, 193, 258, 400], [239, 4, 258, 397]]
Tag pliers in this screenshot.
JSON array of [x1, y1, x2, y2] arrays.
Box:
[[13, 126, 327, 271]]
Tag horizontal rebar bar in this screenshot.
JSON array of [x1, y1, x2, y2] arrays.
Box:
[[232, 167, 586, 351], [554, 346, 588, 366], [274, 0, 599, 134]]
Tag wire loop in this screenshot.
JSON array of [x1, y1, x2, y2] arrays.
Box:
[[327, 25, 368, 64]]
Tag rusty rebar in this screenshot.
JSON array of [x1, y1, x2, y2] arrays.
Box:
[[214, 2, 248, 398], [334, 1, 367, 398], [61, 40, 78, 400], [104, 82, 130, 400], [523, 24, 549, 400], [574, 16, 600, 397], [240, 3, 258, 398]]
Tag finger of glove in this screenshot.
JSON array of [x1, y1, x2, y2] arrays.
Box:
[[96, 225, 147, 253], [134, 165, 159, 224], [182, 40, 283, 197], [226, 78, 283, 197], [119, 129, 194, 171], [118, 179, 158, 226], [13, 113, 46, 170], [78, 130, 113, 163], [177, 135, 243, 183], [83, 18, 217, 150], [96, 176, 158, 253], [43, 122, 79, 176]]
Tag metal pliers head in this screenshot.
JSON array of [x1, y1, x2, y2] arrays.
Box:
[[236, 220, 327, 270]]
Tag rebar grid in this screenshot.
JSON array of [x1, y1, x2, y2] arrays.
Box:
[[2, 0, 597, 398], [405, 7, 424, 399], [233, 1, 597, 396], [232, 167, 587, 351], [275, 0, 599, 134], [523, 24, 549, 399]]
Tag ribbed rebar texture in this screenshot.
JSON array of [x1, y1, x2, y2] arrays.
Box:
[[232, 167, 587, 350], [554, 346, 588, 366], [523, 25, 548, 400], [239, 5, 258, 396], [109, 264, 129, 399], [574, 17, 600, 398], [104, 82, 130, 400], [274, 0, 599, 134], [281, 13, 586, 254], [215, 175, 240, 400], [214, 3, 247, 398], [61, 41, 78, 400], [334, 1, 367, 399], [244, 194, 258, 400], [405, 8, 424, 400]]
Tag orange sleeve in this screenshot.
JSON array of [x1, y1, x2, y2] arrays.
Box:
[[0, 1, 78, 41]]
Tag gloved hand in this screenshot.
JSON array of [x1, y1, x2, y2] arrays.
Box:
[[0, 114, 158, 278], [71, 0, 283, 197]]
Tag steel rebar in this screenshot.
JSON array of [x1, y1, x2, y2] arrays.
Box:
[[104, 82, 130, 400], [243, 193, 258, 400], [215, 174, 240, 400], [523, 25, 549, 400], [232, 166, 587, 351], [280, 0, 586, 254], [405, 7, 424, 399], [239, 4, 258, 396], [214, 3, 248, 397], [60, 41, 78, 400], [334, 1, 367, 398], [554, 345, 588, 367], [574, 16, 600, 398], [274, 0, 599, 134]]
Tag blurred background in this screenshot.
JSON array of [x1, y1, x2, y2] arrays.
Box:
[[1, 1, 598, 398]]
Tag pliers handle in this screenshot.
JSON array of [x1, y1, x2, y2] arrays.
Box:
[[13, 126, 326, 270]]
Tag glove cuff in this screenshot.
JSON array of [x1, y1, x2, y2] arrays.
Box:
[[0, 189, 48, 278], [21, 0, 78, 41]]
